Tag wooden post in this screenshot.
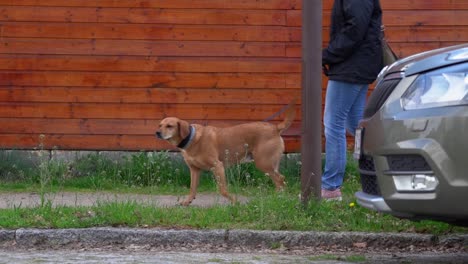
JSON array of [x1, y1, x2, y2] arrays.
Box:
[[301, 0, 323, 203]]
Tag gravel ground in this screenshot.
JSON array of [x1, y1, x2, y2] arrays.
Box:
[[0, 192, 248, 208], [1, 247, 467, 264]]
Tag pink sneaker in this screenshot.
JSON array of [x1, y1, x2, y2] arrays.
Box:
[[321, 188, 342, 201]]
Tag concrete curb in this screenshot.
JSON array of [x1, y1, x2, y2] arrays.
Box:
[[1, 228, 466, 251]]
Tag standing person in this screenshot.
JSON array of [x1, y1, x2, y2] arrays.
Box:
[[321, 0, 383, 200]]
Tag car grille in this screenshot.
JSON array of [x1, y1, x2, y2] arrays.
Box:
[[386, 154, 431, 171], [359, 155, 381, 196], [363, 78, 401, 118], [359, 154, 375, 172]]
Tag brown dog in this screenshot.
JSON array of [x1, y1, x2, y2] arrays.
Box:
[[156, 103, 295, 206]]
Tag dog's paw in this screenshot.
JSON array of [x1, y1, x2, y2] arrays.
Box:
[[231, 197, 238, 204], [179, 199, 193, 206]]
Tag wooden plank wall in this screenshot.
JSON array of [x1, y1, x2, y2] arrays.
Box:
[[1, 0, 467, 153], [0, 0, 302, 152]]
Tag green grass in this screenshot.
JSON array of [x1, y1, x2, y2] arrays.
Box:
[[0, 150, 467, 234], [1, 191, 464, 234], [0, 150, 297, 195]]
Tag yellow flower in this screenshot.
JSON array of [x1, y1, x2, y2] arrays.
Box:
[[349, 202, 356, 208]]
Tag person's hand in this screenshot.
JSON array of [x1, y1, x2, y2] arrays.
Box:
[[322, 64, 329, 76]]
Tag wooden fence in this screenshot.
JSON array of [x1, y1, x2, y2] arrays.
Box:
[[1, 0, 467, 152]]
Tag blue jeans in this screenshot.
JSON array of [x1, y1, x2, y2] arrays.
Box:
[[322, 80, 368, 191]]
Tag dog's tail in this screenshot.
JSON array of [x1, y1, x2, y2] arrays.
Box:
[[276, 98, 297, 135]]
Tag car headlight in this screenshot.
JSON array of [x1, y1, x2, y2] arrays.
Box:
[[401, 70, 468, 110]]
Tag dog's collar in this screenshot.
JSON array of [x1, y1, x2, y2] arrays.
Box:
[[177, 125, 196, 149]]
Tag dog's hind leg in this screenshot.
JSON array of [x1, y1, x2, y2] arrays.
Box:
[[212, 161, 237, 204], [180, 166, 201, 206], [255, 160, 286, 191], [253, 142, 286, 191]]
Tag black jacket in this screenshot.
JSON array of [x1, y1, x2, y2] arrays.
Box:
[[322, 0, 383, 84]]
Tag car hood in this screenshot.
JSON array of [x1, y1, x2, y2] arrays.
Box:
[[386, 43, 468, 76]]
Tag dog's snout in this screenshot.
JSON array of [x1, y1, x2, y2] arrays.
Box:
[[155, 131, 163, 139]]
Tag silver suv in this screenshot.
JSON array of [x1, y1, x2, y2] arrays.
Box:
[[354, 44, 468, 225]]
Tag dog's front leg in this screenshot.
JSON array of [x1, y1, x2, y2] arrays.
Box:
[[212, 162, 236, 204], [180, 166, 201, 206]]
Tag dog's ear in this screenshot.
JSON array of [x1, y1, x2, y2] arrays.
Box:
[[178, 120, 190, 139]]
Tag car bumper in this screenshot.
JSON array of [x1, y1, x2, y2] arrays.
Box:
[[355, 191, 392, 213], [355, 108, 468, 221]]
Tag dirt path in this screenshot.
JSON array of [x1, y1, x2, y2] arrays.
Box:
[[0, 192, 248, 208]]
